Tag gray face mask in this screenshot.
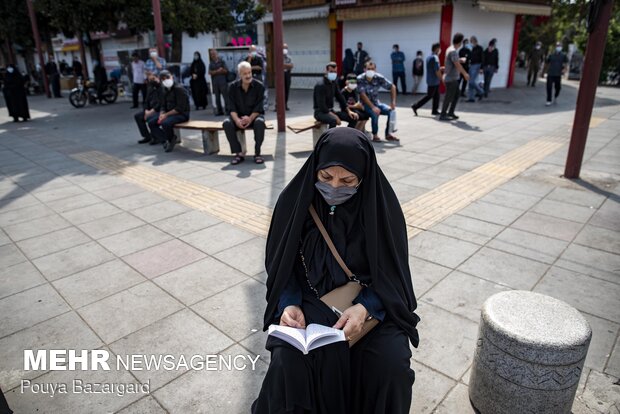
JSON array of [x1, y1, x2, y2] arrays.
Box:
[[315, 180, 360, 206]]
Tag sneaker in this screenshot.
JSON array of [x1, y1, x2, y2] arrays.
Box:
[[411, 105, 418, 116], [448, 114, 459, 120], [545, 101, 552, 106]]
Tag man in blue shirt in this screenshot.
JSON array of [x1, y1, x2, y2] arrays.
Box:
[[358, 60, 398, 142], [144, 47, 166, 78], [391, 44, 407, 95], [411, 43, 442, 116]]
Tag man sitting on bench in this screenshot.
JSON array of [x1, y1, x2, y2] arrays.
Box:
[[313, 62, 358, 129], [223, 61, 266, 165], [147, 70, 190, 152]]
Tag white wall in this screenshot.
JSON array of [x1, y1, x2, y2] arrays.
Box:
[[343, 13, 441, 93], [284, 19, 331, 89], [182, 32, 215, 63], [452, 0, 515, 88]]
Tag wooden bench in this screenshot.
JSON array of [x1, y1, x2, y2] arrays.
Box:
[[287, 119, 329, 147], [174, 120, 274, 155]]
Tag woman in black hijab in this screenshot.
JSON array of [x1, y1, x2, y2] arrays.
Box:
[[189, 51, 209, 110], [252, 128, 420, 413], [2, 65, 30, 122], [340, 48, 355, 89]]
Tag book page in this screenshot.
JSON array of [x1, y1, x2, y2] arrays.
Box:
[[267, 325, 309, 354], [306, 324, 346, 351]]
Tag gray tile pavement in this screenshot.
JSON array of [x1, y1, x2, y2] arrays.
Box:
[[0, 76, 618, 413]]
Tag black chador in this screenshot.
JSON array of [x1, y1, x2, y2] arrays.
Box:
[[2, 65, 30, 122], [252, 128, 420, 413]]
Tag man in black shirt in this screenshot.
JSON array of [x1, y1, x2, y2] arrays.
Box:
[[482, 39, 499, 98], [45, 55, 62, 98], [459, 39, 472, 97], [467, 36, 485, 101], [354, 42, 369, 75], [223, 61, 266, 165], [246, 45, 264, 81], [147, 70, 190, 152], [527, 41, 544, 87], [135, 74, 162, 144], [545, 42, 568, 106], [313, 62, 357, 129], [341, 73, 369, 131]]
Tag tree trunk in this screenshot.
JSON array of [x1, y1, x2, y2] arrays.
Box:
[[171, 30, 182, 62]]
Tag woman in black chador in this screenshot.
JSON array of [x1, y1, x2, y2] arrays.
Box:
[[252, 128, 420, 413], [189, 51, 209, 110], [2, 65, 30, 122]]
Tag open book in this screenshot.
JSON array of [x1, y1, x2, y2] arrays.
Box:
[[268, 324, 346, 355]]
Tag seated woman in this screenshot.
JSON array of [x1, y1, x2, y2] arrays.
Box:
[[252, 128, 420, 413]]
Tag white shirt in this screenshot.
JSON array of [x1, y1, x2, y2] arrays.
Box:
[[131, 60, 146, 84]]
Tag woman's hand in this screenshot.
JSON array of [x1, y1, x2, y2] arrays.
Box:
[[280, 305, 306, 329], [333, 304, 369, 342]]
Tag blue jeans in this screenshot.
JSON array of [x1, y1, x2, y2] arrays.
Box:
[[483, 65, 496, 96], [148, 113, 189, 143], [364, 102, 391, 136], [468, 63, 484, 100]]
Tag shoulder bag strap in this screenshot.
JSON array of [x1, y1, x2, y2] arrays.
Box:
[[308, 204, 354, 280]]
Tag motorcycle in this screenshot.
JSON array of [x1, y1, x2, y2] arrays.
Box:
[[69, 77, 118, 108]]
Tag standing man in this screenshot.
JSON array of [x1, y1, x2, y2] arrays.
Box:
[[482, 39, 499, 98], [45, 55, 62, 98], [545, 42, 568, 106], [458, 38, 472, 97], [527, 41, 544, 87], [358, 60, 398, 141], [208, 49, 229, 116], [145, 47, 166, 78], [411, 43, 442, 116], [147, 70, 190, 152], [391, 44, 407, 95], [246, 45, 264, 81], [223, 61, 266, 165], [130, 51, 146, 108], [313, 62, 357, 129], [72, 57, 83, 79], [439, 33, 469, 121], [411, 50, 424, 94], [93, 60, 108, 104], [467, 36, 485, 102], [354, 42, 369, 75], [283, 43, 294, 111]]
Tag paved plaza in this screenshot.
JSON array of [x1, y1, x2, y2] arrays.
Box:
[[0, 73, 619, 413]]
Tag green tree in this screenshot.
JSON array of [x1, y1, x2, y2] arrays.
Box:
[[519, 0, 620, 83], [119, 0, 265, 62]]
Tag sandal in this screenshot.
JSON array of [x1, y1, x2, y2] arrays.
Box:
[[231, 155, 245, 165], [254, 155, 264, 164]]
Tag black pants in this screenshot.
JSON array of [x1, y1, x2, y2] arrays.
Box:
[[314, 110, 355, 129], [147, 113, 189, 143], [527, 66, 540, 86], [223, 115, 266, 155], [132, 83, 146, 107], [441, 80, 460, 116], [547, 76, 562, 102], [459, 71, 468, 96], [285, 71, 291, 105], [49, 74, 61, 97], [392, 71, 407, 94], [413, 85, 440, 113], [213, 82, 228, 114], [134, 110, 157, 140]]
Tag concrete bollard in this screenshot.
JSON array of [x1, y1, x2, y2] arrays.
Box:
[[469, 291, 591, 414]]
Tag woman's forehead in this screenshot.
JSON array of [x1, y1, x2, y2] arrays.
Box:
[[320, 165, 356, 177]]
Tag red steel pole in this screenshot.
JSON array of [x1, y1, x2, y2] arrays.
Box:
[[507, 14, 522, 88], [152, 0, 165, 58], [272, 0, 286, 132], [26, 0, 50, 97], [564, 0, 614, 178]]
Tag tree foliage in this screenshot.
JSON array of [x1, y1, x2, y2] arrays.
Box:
[[519, 0, 620, 83]]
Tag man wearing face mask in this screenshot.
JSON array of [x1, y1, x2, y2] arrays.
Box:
[[391, 44, 406, 95], [135, 74, 162, 144], [458, 38, 472, 97], [145, 47, 166, 78], [313, 62, 358, 130], [246, 45, 264, 81], [545, 42, 568, 106], [357, 60, 398, 141], [341, 73, 369, 131], [527, 41, 544, 87], [147, 70, 190, 152]]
